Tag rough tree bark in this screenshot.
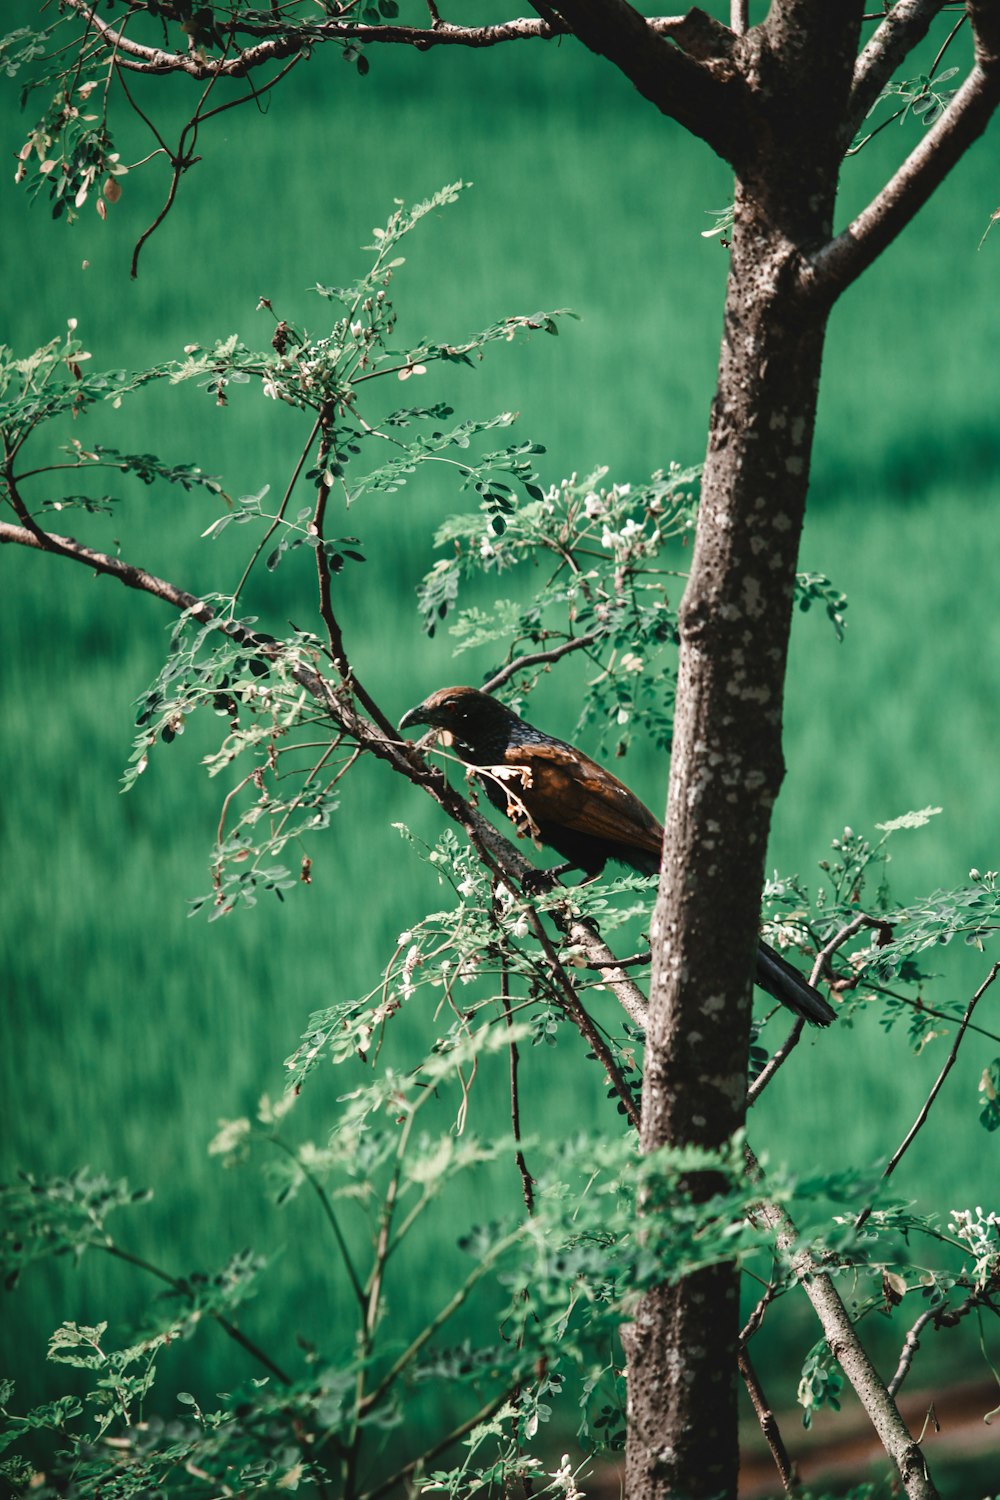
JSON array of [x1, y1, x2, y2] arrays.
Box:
[[626, 5, 912, 1496]]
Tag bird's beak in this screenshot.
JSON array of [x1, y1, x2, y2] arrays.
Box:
[[398, 700, 431, 733]]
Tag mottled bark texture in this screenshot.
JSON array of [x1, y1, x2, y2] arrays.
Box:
[[627, 10, 863, 1499], [613, 3, 998, 1489]]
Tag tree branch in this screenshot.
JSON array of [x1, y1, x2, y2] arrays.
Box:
[[738, 1346, 796, 1494], [563, 917, 649, 1029], [61, 2, 729, 76], [0, 518, 649, 1073], [745, 1143, 940, 1500], [855, 960, 1000, 1232], [807, 50, 1000, 303], [480, 629, 601, 694], [887, 1303, 940, 1399], [848, 0, 947, 141], [543, 0, 749, 164], [747, 913, 882, 1106]]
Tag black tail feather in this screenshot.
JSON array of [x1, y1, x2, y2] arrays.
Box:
[[754, 940, 836, 1027]]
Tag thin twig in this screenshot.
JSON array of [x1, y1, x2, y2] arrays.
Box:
[[232, 412, 323, 606], [744, 1141, 939, 1500], [501, 960, 536, 1213], [101, 1242, 293, 1385], [738, 1346, 797, 1493], [740, 1276, 780, 1347], [267, 1134, 366, 1309], [855, 961, 1000, 1231], [887, 1304, 940, 1398], [521, 913, 642, 1128], [481, 630, 602, 693], [359, 1385, 516, 1500], [747, 914, 877, 1106]]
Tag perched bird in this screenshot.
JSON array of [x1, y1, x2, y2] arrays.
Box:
[[399, 685, 836, 1027]]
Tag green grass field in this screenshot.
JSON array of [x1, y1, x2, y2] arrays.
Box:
[[2, 3, 999, 1479]]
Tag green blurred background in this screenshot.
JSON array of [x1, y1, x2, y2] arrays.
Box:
[[1, 2, 999, 1490]]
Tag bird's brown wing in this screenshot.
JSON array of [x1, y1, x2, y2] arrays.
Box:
[[490, 741, 664, 856]]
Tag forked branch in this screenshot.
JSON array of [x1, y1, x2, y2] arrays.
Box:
[[809, 38, 1000, 301]]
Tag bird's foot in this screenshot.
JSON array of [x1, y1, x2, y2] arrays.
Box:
[[521, 866, 565, 896]]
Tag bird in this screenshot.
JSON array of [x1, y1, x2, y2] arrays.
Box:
[[399, 685, 836, 1027]]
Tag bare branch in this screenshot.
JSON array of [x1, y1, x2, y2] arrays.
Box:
[[501, 961, 536, 1214], [745, 1142, 939, 1500], [545, 0, 749, 164], [747, 913, 880, 1106], [60, 1, 750, 163], [855, 960, 1000, 1232], [738, 1346, 796, 1494], [887, 1304, 939, 1399], [807, 52, 1000, 302], [848, 0, 947, 141], [563, 917, 650, 1029], [480, 629, 602, 694], [62, 3, 559, 75]]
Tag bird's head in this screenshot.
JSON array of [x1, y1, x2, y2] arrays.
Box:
[[398, 686, 515, 763]]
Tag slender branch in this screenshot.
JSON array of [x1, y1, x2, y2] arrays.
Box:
[[501, 962, 536, 1213], [740, 1276, 780, 1346], [848, 0, 947, 140], [563, 918, 650, 1029], [101, 1242, 293, 1386], [61, 3, 570, 76], [808, 52, 1000, 303], [747, 913, 882, 1106], [233, 412, 323, 606], [267, 1135, 366, 1310], [130, 147, 191, 279], [359, 1385, 515, 1500], [480, 629, 602, 694], [887, 1303, 940, 1398], [839, 973, 1000, 1046], [523, 911, 642, 1127], [358, 1229, 521, 1415], [855, 961, 1000, 1232], [737, 1346, 796, 1494], [744, 1142, 940, 1500]]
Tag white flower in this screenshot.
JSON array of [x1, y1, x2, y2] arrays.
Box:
[[548, 1455, 584, 1500], [584, 491, 604, 518], [457, 876, 477, 898]]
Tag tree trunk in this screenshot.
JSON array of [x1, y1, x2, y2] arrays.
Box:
[[624, 15, 865, 1489], [625, 197, 833, 1498]]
